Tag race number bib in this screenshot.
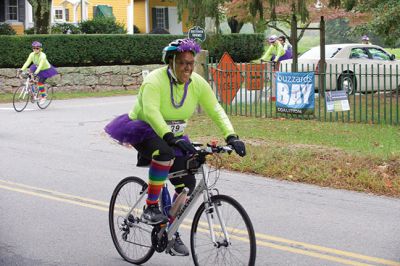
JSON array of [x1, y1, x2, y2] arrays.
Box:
[[166, 120, 187, 135]]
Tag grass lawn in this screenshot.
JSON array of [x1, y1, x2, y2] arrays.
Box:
[[186, 114, 400, 198], [0, 89, 135, 103]]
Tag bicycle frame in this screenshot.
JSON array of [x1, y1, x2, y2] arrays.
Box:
[[19, 75, 38, 101], [124, 163, 231, 248]]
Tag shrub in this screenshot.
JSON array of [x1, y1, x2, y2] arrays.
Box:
[[134, 25, 140, 34], [203, 33, 264, 62], [0, 34, 264, 67], [79, 17, 126, 34], [51, 23, 81, 34], [24, 27, 34, 35], [0, 23, 16, 35], [150, 28, 170, 34]]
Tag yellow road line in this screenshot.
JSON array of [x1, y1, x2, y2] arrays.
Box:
[[1, 179, 399, 266]]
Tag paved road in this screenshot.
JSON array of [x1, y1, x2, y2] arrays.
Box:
[[1, 96, 399, 266]]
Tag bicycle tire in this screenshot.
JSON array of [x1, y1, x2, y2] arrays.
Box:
[[109, 176, 155, 264], [190, 194, 256, 266], [13, 86, 29, 112], [37, 86, 54, 109]]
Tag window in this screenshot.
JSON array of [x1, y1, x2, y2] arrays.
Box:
[[155, 8, 165, 28], [65, 9, 70, 22], [93, 5, 114, 18], [350, 48, 369, 59], [367, 48, 391, 61], [53, 7, 66, 22], [7, 0, 18, 21], [152, 7, 169, 31]]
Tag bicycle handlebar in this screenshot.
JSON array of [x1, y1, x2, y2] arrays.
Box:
[[18, 71, 38, 82], [185, 143, 233, 172]]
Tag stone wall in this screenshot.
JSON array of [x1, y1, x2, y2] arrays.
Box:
[[0, 64, 162, 94]]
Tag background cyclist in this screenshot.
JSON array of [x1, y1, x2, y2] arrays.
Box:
[[20, 41, 58, 104], [105, 38, 246, 256], [278, 35, 293, 61], [260, 34, 285, 68]]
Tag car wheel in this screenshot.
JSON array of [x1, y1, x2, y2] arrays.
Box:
[[338, 73, 357, 95]]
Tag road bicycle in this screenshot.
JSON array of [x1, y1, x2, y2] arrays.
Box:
[[13, 71, 54, 112], [109, 142, 257, 265]]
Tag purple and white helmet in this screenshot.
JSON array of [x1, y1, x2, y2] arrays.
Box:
[[162, 38, 201, 64], [268, 35, 278, 44], [31, 41, 42, 48], [361, 35, 369, 41]]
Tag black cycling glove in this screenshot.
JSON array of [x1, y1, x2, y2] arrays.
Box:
[[226, 134, 246, 157], [163, 132, 197, 154]]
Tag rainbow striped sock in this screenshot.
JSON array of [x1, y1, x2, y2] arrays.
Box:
[[38, 82, 46, 97], [146, 160, 171, 205]]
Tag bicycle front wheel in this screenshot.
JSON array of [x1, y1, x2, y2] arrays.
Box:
[[37, 86, 54, 109], [109, 176, 155, 264], [13, 86, 29, 112], [190, 194, 256, 266]]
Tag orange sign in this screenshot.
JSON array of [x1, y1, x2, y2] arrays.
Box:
[[211, 52, 242, 104]]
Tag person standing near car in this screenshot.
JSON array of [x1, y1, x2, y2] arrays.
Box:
[[361, 35, 372, 45]]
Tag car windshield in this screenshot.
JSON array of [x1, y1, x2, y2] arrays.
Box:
[[300, 46, 342, 59]]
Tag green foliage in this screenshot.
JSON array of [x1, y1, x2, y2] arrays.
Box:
[[325, 18, 357, 44], [27, 0, 52, 34], [203, 33, 264, 62], [0, 34, 264, 67], [24, 27, 35, 35], [79, 17, 127, 34], [51, 23, 81, 34], [177, 0, 228, 31], [0, 34, 183, 68], [355, 0, 400, 47], [0, 23, 16, 35]]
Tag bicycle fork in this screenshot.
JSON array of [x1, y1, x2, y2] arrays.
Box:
[[203, 192, 231, 247]]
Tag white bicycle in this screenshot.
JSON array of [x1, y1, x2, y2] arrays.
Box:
[[109, 142, 257, 265], [13, 71, 53, 112]]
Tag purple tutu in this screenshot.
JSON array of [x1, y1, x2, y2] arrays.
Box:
[[104, 114, 189, 157], [30, 64, 58, 80], [279, 48, 293, 61]]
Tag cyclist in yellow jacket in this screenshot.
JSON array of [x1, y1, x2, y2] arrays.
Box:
[[20, 41, 58, 104], [105, 38, 246, 256]]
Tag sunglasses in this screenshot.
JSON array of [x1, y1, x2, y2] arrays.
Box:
[[32, 47, 41, 50]]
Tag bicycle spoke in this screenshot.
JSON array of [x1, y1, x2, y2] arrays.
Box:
[[13, 86, 29, 112], [109, 176, 154, 264], [191, 195, 256, 266]]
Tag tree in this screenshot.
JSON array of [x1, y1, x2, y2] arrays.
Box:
[[176, 0, 229, 33], [353, 0, 400, 47], [225, 0, 364, 39], [27, 0, 52, 34]]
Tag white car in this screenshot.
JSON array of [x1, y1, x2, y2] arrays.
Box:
[[280, 44, 400, 94]]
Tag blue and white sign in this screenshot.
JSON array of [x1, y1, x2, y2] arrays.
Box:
[[275, 72, 315, 114]]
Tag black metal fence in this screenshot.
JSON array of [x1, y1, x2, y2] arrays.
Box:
[[207, 60, 400, 126]]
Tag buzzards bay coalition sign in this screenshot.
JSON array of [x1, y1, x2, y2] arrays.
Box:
[[188, 26, 206, 42], [275, 72, 315, 114]]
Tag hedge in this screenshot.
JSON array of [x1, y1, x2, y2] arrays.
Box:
[[0, 34, 264, 68]]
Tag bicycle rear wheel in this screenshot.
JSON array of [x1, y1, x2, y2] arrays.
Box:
[[190, 194, 256, 266], [37, 85, 53, 109], [109, 176, 155, 264], [13, 86, 29, 112]]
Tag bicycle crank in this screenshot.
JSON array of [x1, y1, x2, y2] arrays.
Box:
[[151, 225, 168, 252]]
